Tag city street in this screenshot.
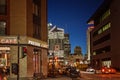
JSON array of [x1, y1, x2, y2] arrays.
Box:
[[40, 71, 120, 80]]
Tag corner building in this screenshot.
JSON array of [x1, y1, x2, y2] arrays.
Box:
[[87, 0, 120, 70], [0, 0, 48, 79]]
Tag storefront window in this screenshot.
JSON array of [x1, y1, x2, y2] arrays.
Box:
[[0, 47, 10, 67]]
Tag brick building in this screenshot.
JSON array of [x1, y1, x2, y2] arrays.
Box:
[[0, 0, 48, 79], [87, 0, 120, 70]]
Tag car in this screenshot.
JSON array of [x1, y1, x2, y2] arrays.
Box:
[[86, 67, 95, 72], [65, 66, 81, 78], [58, 67, 67, 75], [101, 66, 116, 74], [69, 67, 81, 78]]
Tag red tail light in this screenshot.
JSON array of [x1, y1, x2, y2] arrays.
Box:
[[108, 69, 111, 72], [102, 69, 105, 72]]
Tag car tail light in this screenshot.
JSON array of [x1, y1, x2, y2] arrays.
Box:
[[108, 69, 111, 72], [102, 69, 105, 72]]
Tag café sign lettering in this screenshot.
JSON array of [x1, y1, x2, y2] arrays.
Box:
[[0, 38, 17, 44]]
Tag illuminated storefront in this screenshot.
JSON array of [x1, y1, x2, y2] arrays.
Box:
[[0, 36, 48, 79]]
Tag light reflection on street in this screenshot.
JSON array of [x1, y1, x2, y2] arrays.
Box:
[[81, 71, 120, 80]]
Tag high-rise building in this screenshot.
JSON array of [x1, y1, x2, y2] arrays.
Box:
[[64, 34, 71, 56], [48, 24, 65, 62], [0, 0, 48, 79], [87, 0, 120, 70], [86, 26, 94, 62]]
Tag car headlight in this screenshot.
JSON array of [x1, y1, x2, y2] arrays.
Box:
[[76, 69, 79, 72]]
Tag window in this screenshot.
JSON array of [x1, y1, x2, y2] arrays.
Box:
[[33, 3, 39, 16], [0, 0, 6, 15], [33, 24, 40, 39], [98, 23, 111, 34], [93, 34, 111, 46], [93, 22, 111, 37], [93, 46, 111, 55], [0, 21, 6, 35], [100, 9, 110, 22]]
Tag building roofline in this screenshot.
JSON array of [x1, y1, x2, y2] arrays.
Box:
[[87, 0, 112, 23]]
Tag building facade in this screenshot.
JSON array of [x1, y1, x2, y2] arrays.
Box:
[[64, 34, 71, 57], [87, 0, 120, 70], [0, 0, 48, 79], [48, 24, 65, 62], [86, 26, 94, 62]]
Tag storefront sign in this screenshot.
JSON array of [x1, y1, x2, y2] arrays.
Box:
[[28, 40, 40, 47], [28, 40, 48, 48], [0, 37, 17, 44], [0, 47, 10, 50]]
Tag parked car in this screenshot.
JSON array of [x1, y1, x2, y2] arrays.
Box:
[[86, 67, 95, 72], [65, 66, 81, 78], [101, 66, 116, 74]]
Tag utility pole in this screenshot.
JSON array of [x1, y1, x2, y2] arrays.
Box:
[[17, 35, 20, 80]]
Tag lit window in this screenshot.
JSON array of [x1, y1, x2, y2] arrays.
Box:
[[98, 23, 111, 34], [100, 9, 110, 22], [93, 51, 96, 55], [0, 21, 6, 35]]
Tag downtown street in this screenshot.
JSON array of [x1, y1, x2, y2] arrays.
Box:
[[40, 71, 120, 80]]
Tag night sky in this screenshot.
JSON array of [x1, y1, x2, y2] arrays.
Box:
[[48, 0, 104, 55]]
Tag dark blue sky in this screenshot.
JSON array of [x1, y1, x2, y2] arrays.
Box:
[[48, 0, 104, 54]]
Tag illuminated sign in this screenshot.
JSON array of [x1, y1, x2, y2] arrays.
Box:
[[28, 40, 40, 47], [28, 40, 48, 48], [0, 47, 10, 50], [0, 37, 17, 44]]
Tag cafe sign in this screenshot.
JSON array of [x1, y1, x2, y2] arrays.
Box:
[[0, 37, 17, 44]]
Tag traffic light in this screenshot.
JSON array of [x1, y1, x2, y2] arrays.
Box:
[[22, 46, 27, 58], [12, 63, 18, 75]]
